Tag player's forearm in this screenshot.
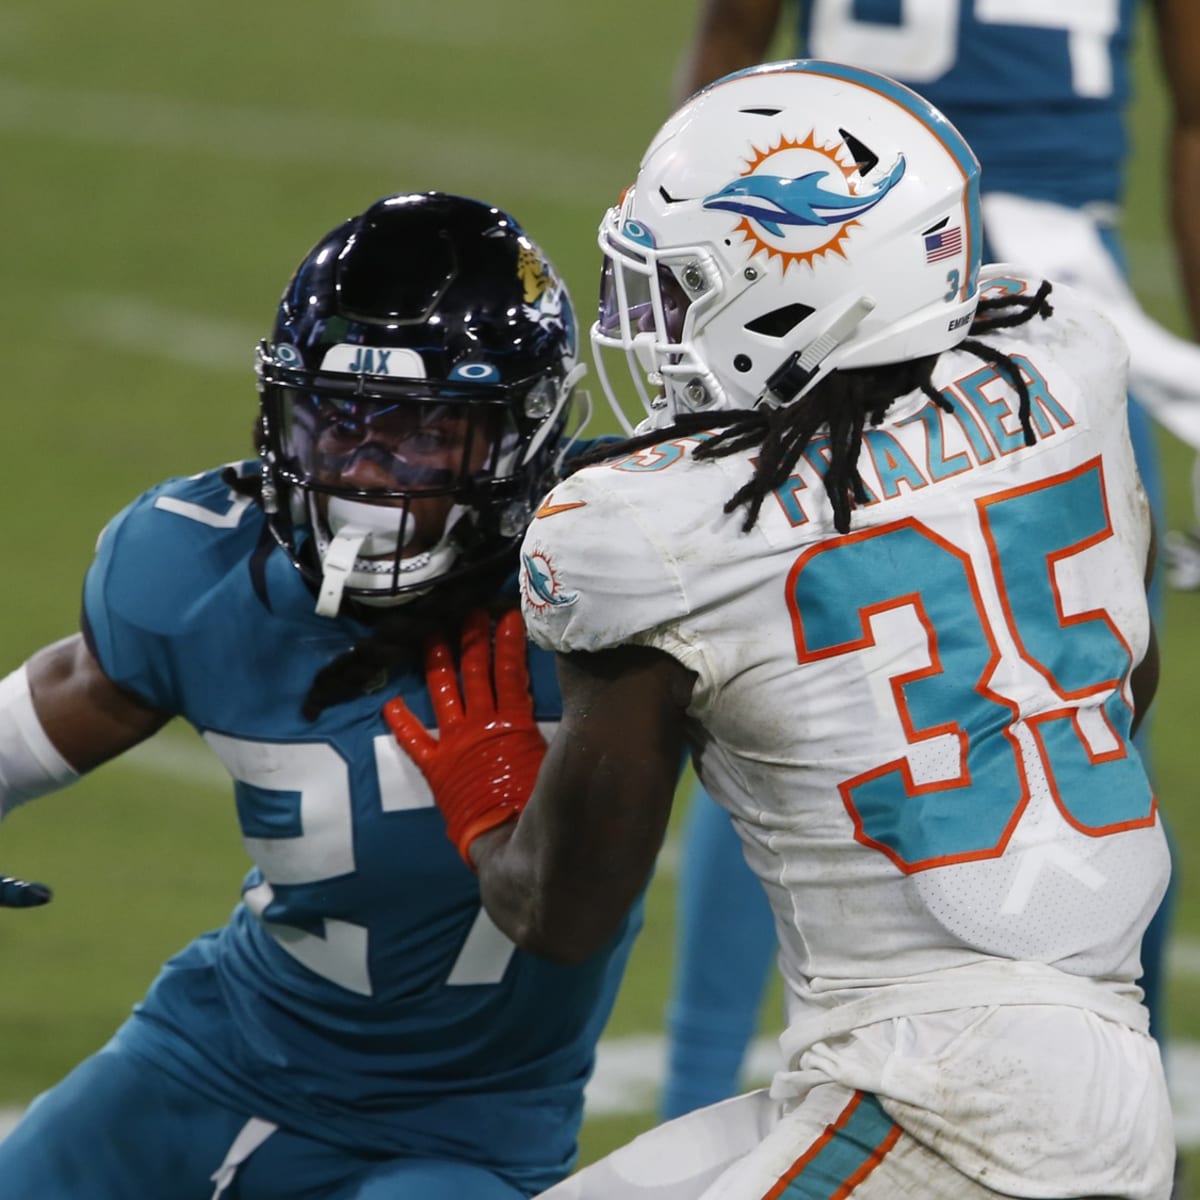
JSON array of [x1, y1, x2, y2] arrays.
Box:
[[1169, 124, 1200, 336], [1156, 0, 1200, 334], [471, 640, 690, 961], [471, 740, 664, 963], [1130, 620, 1159, 738], [674, 0, 785, 103], [470, 830, 625, 965], [0, 661, 79, 817]]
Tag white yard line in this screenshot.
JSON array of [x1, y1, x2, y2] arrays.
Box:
[[3, 1034, 1197, 1146], [0, 77, 620, 204], [119, 726, 228, 786], [92, 728, 1200, 1150], [116, 727, 1200, 987], [1171, 937, 1200, 981], [1169, 1041, 1200, 1147], [61, 294, 256, 373], [583, 1034, 1200, 1147]]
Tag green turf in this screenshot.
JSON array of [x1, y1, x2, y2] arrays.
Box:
[[0, 1, 1197, 1192]]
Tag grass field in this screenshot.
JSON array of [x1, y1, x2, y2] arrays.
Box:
[[0, 0, 1198, 1191]]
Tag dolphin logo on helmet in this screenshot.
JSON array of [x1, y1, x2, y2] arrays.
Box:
[[590, 60, 982, 430], [703, 155, 906, 236]]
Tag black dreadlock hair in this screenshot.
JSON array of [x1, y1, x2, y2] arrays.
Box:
[[223, 463, 518, 721], [572, 280, 1055, 535]]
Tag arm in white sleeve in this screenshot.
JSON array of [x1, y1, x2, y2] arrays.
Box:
[[0, 664, 79, 818]]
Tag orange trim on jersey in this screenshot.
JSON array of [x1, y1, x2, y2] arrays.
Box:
[[976, 456, 1158, 839], [787, 517, 1031, 875], [534, 494, 588, 519]]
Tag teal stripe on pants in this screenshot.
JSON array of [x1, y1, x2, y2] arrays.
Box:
[[778, 1093, 898, 1199]]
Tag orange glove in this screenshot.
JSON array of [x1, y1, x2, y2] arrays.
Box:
[[383, 607, 547, 866]]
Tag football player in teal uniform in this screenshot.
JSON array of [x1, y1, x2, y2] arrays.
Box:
[[0, 191, 641, 1199], [663, 0, 1200, 1123]]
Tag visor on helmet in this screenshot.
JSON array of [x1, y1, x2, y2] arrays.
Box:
[[597, 254, 693, 345], [593, 218, 723, 432], [279, 392, 522, 498]]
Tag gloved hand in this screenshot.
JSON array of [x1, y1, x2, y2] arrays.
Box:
[[384, 608, 547, 866], [0, 874, 52, 908]]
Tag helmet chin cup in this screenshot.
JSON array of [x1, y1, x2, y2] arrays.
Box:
[[327, 496, 416, 557], [311, 495, 473, 617], [315, 497, 420, 616]]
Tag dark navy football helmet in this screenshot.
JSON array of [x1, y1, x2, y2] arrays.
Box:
[[256, 192, 583, 615]]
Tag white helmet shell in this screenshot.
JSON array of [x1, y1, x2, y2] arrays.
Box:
[[592, 60, 982, 431]]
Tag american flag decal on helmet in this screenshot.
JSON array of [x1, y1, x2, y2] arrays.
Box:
[[924, 226, 962, 263]]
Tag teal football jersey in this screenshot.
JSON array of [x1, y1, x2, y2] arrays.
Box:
[[797, 0, 1137, 206], [83, 463, 642, 1192]]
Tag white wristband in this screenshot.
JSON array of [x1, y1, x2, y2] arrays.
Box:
[[0, 664, 79, 819]]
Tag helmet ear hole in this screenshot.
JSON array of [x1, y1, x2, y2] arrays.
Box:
[[745, 303, 815, 338], [837, 127, 879, 175]]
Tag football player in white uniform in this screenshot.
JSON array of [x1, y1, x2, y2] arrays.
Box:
[[663, 0, 1200, 1133], [386, 63, 1175, 1197]]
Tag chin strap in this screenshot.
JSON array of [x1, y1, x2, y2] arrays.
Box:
[[761, 295, 877, 406], [210, 1117, 278, 1199], [315, 525, 370, 618]]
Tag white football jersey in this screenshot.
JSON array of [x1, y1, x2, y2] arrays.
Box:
[[521, 270, 1169, 1043]]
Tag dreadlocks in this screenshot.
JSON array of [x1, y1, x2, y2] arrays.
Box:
[[230, 284, 1053, 719], [293, 569, 517, 720], [572, 280, 1055, 536]]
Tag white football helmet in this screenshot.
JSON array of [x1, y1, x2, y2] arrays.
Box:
[[592, 60, 982, 432]]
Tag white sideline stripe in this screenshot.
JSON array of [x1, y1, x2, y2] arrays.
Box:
[[1126, 241, 1189, 303], [1, 1036, 1197, 1148], [1171, 937, 1200, 980], [582, 1034, 1200, 1147], [118, 728, 1200, 982], [63, 294, 255, 373], [0, 77, 622, 203], [119, 728, 229, 787], [355, 0, 533, 45]]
